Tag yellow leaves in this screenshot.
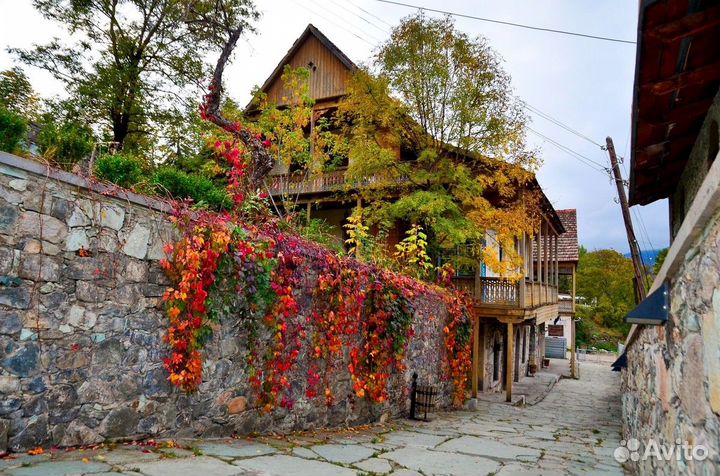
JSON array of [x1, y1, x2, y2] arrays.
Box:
[[344, 211, 369, 260], [394, 224, 433, 278]]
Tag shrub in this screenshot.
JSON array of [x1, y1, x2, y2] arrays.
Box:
[[37, 121, 94, 169], [0, 106, 26, 153], [152, 167, 230, 209], [95, 153, 144, 188]]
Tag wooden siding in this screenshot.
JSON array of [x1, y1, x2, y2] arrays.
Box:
[[265, 34, 352, 105]]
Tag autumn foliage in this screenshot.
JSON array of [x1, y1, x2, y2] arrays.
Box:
[[159, 125, 472, 408]]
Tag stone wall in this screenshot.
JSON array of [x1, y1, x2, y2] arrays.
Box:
[[670, 90, 720, 238], [622, 206, 720, 474], [0, 153, 456, 452]]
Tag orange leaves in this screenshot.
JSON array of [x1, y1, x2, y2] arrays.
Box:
[[27, 447, 44, 455], [162, 220, 231, 393], [442, 292, 473, 407]]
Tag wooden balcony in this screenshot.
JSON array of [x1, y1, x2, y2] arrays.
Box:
[[267, 170, 348, 195], [267, 169, 412, 197], [453, 276, 558, 310], [558, 298, 575, 315]]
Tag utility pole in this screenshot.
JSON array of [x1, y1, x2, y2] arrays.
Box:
[[606, 136, 647, 302]]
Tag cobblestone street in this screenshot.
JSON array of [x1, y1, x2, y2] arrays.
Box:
[[0, 361, 624, 476]]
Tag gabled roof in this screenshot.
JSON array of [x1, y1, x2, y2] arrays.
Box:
[[252, 24, 357, 101], [556, 209, 578, 262]]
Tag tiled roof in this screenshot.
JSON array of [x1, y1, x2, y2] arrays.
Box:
[[556, 209, 578, 263]]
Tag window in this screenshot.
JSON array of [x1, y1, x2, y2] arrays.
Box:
[[522, 328, 527, 363]]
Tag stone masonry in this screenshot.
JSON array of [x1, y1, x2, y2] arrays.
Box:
[[0, 153, 456, 452], [622, 206, 720, 475]]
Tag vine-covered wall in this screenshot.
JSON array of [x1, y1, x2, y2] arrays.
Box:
[[0, 153, 461, 452]]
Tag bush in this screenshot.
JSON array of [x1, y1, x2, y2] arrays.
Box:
[[37, 120, 94, 169], [0, 106, 26, 152], [95, 153, 145, 188], [152, 167, 230, 209]]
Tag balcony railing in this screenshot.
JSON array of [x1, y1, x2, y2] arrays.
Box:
[[558, 299, 575, 314], [267, 170, 347, 195], [452, 276, 558, 309], [267, 169, 411, 196]]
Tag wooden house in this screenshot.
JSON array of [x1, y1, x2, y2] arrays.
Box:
[[249, 24, 572, 402]]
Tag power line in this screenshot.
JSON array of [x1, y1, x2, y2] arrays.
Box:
[[374, 0, 636, 45], [309, 0, 384, 43], [527, 126, 611, 175], [348, 0, 394, 28], [523, 102, 605, 149], [292, 0, 377, 47], [329, 0, 390, 35]]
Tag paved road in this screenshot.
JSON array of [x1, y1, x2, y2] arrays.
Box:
[[0, 361, 624, 476]]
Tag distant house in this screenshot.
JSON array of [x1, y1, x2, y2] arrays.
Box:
[[544, 209, 579, 368], [621, 1, 720, 474], [250, 24, 576, 402]]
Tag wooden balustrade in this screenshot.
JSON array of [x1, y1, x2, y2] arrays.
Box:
[[558, 299, 574, 313], [267, 169, 411, 196], [453, 276, 558, 309], [267, 170, 347, 195]]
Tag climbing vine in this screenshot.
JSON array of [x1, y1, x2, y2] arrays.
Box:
[[158, 57, 474, 410]]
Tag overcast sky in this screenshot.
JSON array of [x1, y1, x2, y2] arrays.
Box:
[[0, 0, 668, 253]]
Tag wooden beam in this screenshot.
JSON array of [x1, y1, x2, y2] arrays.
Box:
[[640, 62, 720, 96], [506, 322, 514, 402], [647, 6, 720, 42], [471, 315, 479, 398]]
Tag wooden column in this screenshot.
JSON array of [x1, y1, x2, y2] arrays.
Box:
[[471, 315, 479, 398], [570, 264, 577, 378], [306, 202, 312, 223], [554, 232, 559, 288], [478, 322, 486, 392], [545, 225, 550, 301], [572, 265, 576, 312], [537, 224, 543, 299], [506, 322, 514, 402], [570, 317, 577, 378]]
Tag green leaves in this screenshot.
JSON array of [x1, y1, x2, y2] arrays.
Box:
[[15, 0, 260, 153]]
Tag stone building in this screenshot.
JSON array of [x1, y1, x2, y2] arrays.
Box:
[[621, 1, 720, 473]]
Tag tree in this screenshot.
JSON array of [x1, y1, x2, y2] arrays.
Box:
[[333, 14, 540, 276], [0, 67, 39, 118], [653, 247, 668, 276], [0, 106, 27, 153], [12, 0, 259, 153], [37, 116, 95, 169], [576, 249, 635, 329]]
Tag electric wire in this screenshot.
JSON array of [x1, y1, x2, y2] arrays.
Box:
[[291, 0, 378, 47], [328, 0, 390, 35], [527, 127, 611, 176], [374, 0, 636, 45], [348, 0, 394, 28], [305, 0, 384, 44], [523, 102, 605, 149]]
